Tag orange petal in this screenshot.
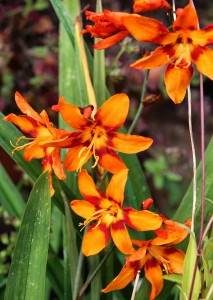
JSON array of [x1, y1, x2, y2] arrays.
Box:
[[102, 260, 141, 293], [94, 94, 129, 131], [191, 46, 213, 80], [3, 114, 41, 136], [133, 0, 171, 13], [70, 200, 96, 219], [23, 144, 45, 161], [94, 31, 129, 50], [131, 45, 173, 69], [164, 64, 193, 104], [111, 221, 135, 254], [144, 255, 163, 300], [106, 169, 128, 205], [96, 146, 127, 174], [78, 170, 104, 204], [82, 223, 110, 256], [15, 92, 43, 123], [163, 248, 185, 273], [51, 148, 66, 180], [58, 96, 93, 130], [127, 243, 147, 262], [64, 145, 93, 172], [190, 25, 213, 46], [110, 132, 153, 153], [123, 208, 163, 231], [173, 4, 198, 31], [122, 14, 169, 44]]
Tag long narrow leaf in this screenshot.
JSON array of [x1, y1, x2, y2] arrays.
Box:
[[4, 172, 51, 300]]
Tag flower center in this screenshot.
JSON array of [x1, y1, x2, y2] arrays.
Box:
[[149, 245, 171, 274], [77, 127, 104, 171], [79, 203, 119, 230], [173, 34, 193, 68]]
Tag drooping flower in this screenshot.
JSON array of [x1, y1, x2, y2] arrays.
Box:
[[102, 218, 191, 300], [53, 93, 153, 174], [3, 92, 71, 195], [70, 169, 163, 256], [81, 10, 130, 49], [122, 3, 213, 103], [133, 0, 171, 13]]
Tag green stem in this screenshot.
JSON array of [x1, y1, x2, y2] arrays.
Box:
[[111, 47, 125, 69], [128, 70, 149, 134], [77, 245, 115, 299]]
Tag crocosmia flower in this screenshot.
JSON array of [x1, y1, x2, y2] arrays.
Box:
[[82, 10, 130, 49], [133, 0, 171, 13], [122, 4, 213, 103], [54, 93, 153, 174], [102, 218, 191, 300], [3, 92, 70, 195], [71, 169, 163, 256]]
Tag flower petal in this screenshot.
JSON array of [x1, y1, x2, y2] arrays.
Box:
[[145, 255, 163, 300], [109, 132, 153, 153], [127, 243, 147, 262], [163, 248, 185, 273], [94, 31, 129, 49], [123, 208, 163, 231], [96, 146, 127, 174], [164, 64, 193, 104], [78, 170, 104, 204], [58, 97, 93, 130], [190, 25, 213, 46], [102, 260, 141, 293], [191, 46, 213, 80], [82, 223, 110, 256], [122, 14, 169, 44], [133, 0, 171, 13], [70, 200, 96, 219], [23, 144, 45, 161], [64, 145, 93, 172], [51, 148, 66, 180], [173, 4, 198, 31], [15, 92, 43, 123], [106, 169, 128, 205], [111, 221, 135, 254], [131, 45, 173, 69], [94, 94, 129, 131]]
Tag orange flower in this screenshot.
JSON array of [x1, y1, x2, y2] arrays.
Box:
[[133, 0, 171, 13], [3, 92, 71, 195], [71, 169, 163, 256], [102, 218, 191, 300], [122, 4, 213, 103], [81, 10, 130, 49], [54, 93, 153, 174]]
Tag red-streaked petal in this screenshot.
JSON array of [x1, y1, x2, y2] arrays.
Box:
[[23, 144, 45, 161], [110, 132, 153, 153], [191, 46, 213, 80], [164, 64, 193, 104], [190, 25, 213, 46], [94, 31, 129, 50], [131, 45, 173, 69], [127, 243, 147, 262], [15, 92, 43, 123], [64, 145, 93, 172], [51, 148, 66, 180], [145, 256, 163, 300], [106, 169, 128, 205], [123, 208, 163, 231], [111, 221, 135, 254], [82, 223, 110, 256], [163, 248, 185, 273], [102, 260, 142, 293], [70, 200, 96, 219], [96, 146, 127, 174], [94, 94, 129, 131], [78, 170, 104, 204], [3, 114, 41, 136], [173, 4, 198, 31], [58, 96, 93, 130], [122, 14, 169, 44]]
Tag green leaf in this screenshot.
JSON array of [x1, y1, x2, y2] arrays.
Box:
[[4, 172, 51, 300], [163, 274, 182, 284], [0, 163, 25, 217], [181, 235, 201, 300]]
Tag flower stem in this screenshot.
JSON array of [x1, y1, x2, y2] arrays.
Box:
[[128, 70, 149, 134], [77, 245, 115, 299]]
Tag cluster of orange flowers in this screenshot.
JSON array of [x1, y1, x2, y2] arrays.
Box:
[[4, 0, 213, 299]]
